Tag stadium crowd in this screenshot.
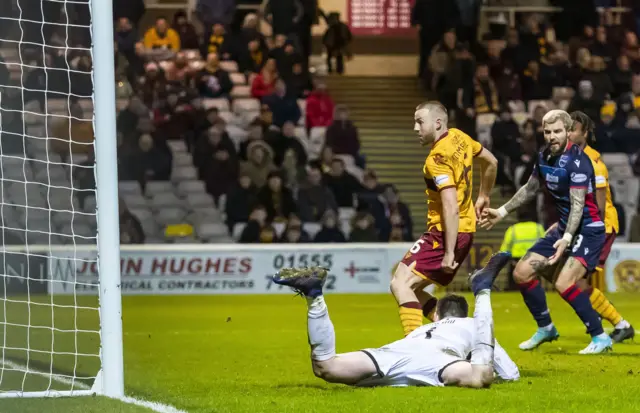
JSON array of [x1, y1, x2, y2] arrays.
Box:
[[417, 1, 640, 238]]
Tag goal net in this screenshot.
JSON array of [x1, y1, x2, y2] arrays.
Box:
[[0, 0, 122, 398]]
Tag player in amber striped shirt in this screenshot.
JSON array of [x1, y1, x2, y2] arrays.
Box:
[[390, 101, 499, 336], [568, 111, 634, 343]]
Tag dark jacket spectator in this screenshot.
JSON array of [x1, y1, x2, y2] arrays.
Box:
[[325, 105, 360, 157], [239, 206, 277, 243], [279, 215, 310, 243], [172, 11, 200, 50], [589, 26, 616, 65], [251, 59, 278, 100], [306, 81, 335, 128], [324, 158, 362, 207], [270, 39, 301, 79], [257, 171, 297, 222], [193, 125, 236, 173], [196, 53, 233, 98], [297, 164, 338, 222], [240, 39, 268, 74], [113, 0, 145, 27], [463, 63, 499, 115], [348, 212, 378, 242], [121, 134, 173, 182], [115, 18, 138, 59], [567, 80, 602, 122], [581, 56, 613, 102], [521, 60, 554, 101], [495, 66, 522, 104], [313, 210, 346, 242], [266, 121, 307, 166], [500, 28, 529, 74], [226, 174, 258, 232], [202, 24, 233, 59], [263, 0, 303, 36], [263, 80, 302, 128], [610, 55, 633, 98], [322, 12, 353, 74], [119, 200, 145, 244], [286, 61, 313, 98], [196, 0, 236, 27], [202, 142, 239, 200]]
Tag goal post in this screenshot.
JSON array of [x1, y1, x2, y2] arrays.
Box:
[[0, 0, 124, 399]]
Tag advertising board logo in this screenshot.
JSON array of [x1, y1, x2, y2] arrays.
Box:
[[344, 261, 381, 284], [613, 260, 640, 292]]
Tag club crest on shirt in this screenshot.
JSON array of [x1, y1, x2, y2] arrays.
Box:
[[433, 154, 446, 165], [559, 155, 569, 167]]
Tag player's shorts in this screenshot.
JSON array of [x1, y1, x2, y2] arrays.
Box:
[[598, 231, 616, 268], [356, 344, 464, 387], [528, 224, 605, 272], [400, 230, 474, 286]]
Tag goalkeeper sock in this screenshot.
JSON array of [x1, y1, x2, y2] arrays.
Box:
[[518, 279, 553, 328], [561, 284, 604, 337], [399, 301, 423, 336], [306, 296, 336, 361], [471, 290, 494, 366], [588, 287, 623, 327]]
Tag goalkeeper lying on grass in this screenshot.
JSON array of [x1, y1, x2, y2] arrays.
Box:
[[272, 252, 520, 388]]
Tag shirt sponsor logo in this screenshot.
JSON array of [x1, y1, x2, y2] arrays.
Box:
[[547, 183, 559, 190], [571, 173, 588, 183], [545, 174, 559, 183], [435, 175, 449, 186], [559, 155, 570, 167], [595, 176, 606, 185]]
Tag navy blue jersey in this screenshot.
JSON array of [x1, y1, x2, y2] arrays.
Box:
[[532, 142, 603, 232]]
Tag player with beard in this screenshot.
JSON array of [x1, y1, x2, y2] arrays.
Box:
[[480, 110, 612, 354]]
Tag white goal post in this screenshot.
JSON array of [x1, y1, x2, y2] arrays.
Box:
[[0, 0, 123, 399]]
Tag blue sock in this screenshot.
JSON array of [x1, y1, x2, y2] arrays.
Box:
[[561, 284, 604, 337], [518, 279, 552, 328]]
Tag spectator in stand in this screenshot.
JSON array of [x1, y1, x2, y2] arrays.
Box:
[[429, 30, 469, 113], [257, 171, 297, 222], [349, 209, 378, 242], [297, 164, 338, 222], [121, 134, 172, 183], [119, 199, 145, 244], [164, 52, 194, 84], [611, 55, 633, 98], [501, 28, 528, 74], [152, 90, 197, 142], [263, 79, 302, 128], [322, 12, 353, 75], [241, 13, 266, 48], [622, 30, 640, 71], [463, 62, 499, 115], [590, 25, 616, 65], [281, 148, 306, 193], [306, 79, 335, 129], [202, 24, 232, 60], [279, 214, 311, 243], [491, 106, 520, 189], [324, 158, 361, 207], [202, 131, 239, 202], [286, 61, 313, 98], [521, 60, 554, 101], [51, 103, 93, 163], [519, 14, 550, 62], [388, 210, 412, 242], [325, 105, 361, 162], [495, 65, 523, 104], [240, 140, 276, 188], [117, 96, 149, 138], [239, 205, 277, 243], [313, 210, 346, 242], [271, 36, 301, 80], [196, 0, 237, 30], [194, 125, 235, 173], [568, 80, 602, 122], [239, 119, 264, 160], [127, 42, 147, 82], [196, 53, 233, 99], [582, 55, 613, 101], [240, 39, 268, 74], [251, 58, 278, 100], [615, 74, 640, 124], [594, 104, 618, 152], [382, 185, 413, 241], [226, 172, 258, 233], [262, 0, 303, 41], [319, 146, 334, 173], [139, 62, 167, 106], [143, 17, 180, 52], [267, 121, 307, 166], [113, 0, 146, 28], [172, 11, 200, 51], [115, 18, 138, 61]]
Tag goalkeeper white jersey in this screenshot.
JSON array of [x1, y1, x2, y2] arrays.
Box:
[[404, 317, 476, 359]]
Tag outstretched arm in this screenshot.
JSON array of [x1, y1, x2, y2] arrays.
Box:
[[501, 175, 540, 215]]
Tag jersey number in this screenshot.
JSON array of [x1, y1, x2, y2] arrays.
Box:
[[409, 239, 425, 254], [571, 234, 584, 253], [460, 165, 472, 206]]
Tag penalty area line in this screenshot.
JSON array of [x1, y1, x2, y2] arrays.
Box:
[[0, 359, 189, 413]]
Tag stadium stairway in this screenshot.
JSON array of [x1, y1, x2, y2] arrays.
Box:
[[325, 76, 515, 262]]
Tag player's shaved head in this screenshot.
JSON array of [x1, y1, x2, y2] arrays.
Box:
[[414, 101, 448, 146], [542, 109, 572, 131], [435, 294, 469, 319]]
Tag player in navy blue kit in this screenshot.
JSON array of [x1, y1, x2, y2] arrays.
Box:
[[480, 110, 612, 354]]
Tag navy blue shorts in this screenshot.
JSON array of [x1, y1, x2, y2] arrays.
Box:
[[528, 225, 605, 272]]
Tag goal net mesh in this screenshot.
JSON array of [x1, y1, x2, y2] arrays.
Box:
[[0, 0, 101, 396]]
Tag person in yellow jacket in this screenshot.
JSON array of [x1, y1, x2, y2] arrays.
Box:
[[143, 17, 181, 52], [499, 205, 545, 290], [568, 111, 634, 343]]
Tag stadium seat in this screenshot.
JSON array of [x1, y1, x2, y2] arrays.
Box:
[[119, 181, 142, 195], [273, 222, 286, 237], [303, 222, 321, 238], [173, 152, 194, 167], [230, 72, 246, 85], [478, 129, 492, 148], [218, 111, 234, 124], [201, 98, 230, 112], [171, 166, 198, 182], [232, 98, 260, 114], [512, 112, 529, 125], [184, 49, 200, 60], [226, 125, 249, 144], [22, 207, 52, 223], [346, 165, 364, 182], [197, 222, 228, 240], [58, 223, 95, 244], [508, 100, 525, 113], [83, 195, 97, 213], [145, 181, 174, 198], [123, 193, 149, 209], [552, 87, 575, 100], [129, 208, 153, 221], [176, 180, 206, 197], [294, 126, 308, 140], [140, 218, 161, 237], [173, 236, 200, 244], [155, 207, 188, 226], [476, 114, 497, 134], [47, 188, 81, 211], [186, 208, 223, 226], [219, 61, 239, 73], [151, 192, 183, 209], [231, 86, 251, 98], [338, 207, 355, 222], [232, 222, 246, 240], [167, 140, 188, 154], [185, 192, 215, 209], [1, 156, 34, 181], [335, 154, 355, 168], [602, 154, 633, 179], [308, 127, 327, 159]]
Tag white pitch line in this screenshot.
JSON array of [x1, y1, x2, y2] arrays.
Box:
[[1, 359, 189, 413]]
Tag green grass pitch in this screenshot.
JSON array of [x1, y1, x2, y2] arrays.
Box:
[[1, 292, 640, 413]]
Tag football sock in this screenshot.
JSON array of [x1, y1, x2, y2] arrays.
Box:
[[306, 296, 336, 361], [561, 284, 604, 337], [518, 279, 552, 328], [588, 287, 623, 327], [590, 267, 606, 291], [471, 290, 494, 366], [615, 320, 631, 329], [399, 301, 423, 336], [415, 288, 438, 320]]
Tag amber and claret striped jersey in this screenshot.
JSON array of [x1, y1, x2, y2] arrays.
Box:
[[422, 128, 483, 233], [583, 145, 619, 234]]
